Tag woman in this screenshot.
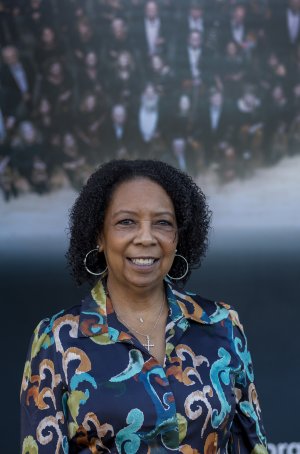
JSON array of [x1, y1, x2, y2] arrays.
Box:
[[20, 159, 268, 453]]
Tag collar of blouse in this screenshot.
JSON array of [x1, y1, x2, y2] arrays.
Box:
[[78, 278, 231, 347]]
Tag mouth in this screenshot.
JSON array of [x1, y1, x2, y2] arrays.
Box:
[[127, 257, 159, 266]]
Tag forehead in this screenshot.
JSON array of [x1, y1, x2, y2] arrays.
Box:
[[106, 178, 175, 215]]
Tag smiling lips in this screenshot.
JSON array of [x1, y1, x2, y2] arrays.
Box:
[[129, 257, 158, 266]]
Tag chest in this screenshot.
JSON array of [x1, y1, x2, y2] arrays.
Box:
[[63, 323, 241, 452], [132, 327, 166, 365]]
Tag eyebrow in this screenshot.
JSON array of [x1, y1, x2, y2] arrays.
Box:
[[112, 210, 175, 218]]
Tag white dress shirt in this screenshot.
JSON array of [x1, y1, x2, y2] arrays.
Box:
[[139, 107, 158, 142], [145, 18, 161, 54], [287, 9, 300, 43], [231, 22, 245, 45], [188, 46, 201, 79], [210, 106, 221, 131], [114, 124, 124, 140], [10, 63, 29, 94]]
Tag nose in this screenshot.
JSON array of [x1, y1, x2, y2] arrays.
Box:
[[133, 220, 157, 246]]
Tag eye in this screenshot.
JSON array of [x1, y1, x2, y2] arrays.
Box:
[[157, 220, 173, 226], [117, 219, 135, 225]]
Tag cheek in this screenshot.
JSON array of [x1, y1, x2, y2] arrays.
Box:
[[104, 237, 126, 255], [161, 238, 177, 257], [102, 229, 135, 259], [164, 231, 178, 250], [102, 225, 125, 242]]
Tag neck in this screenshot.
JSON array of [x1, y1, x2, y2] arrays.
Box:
[[106, 276, 166, 315]]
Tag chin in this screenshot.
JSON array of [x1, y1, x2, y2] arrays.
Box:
[[126, 275, 163, 289]]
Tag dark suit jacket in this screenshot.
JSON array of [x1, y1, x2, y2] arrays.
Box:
[[219, 19, 251, 53], [175, 45, 205, 86], [102, 118, 136, 157], [132, 16, 171, 63], [0, 0, 21, 44], [269, 6, 300, 55], [0, 58, 35, 114], [197, 100, 234, 150], [176, 13, 210, 48]]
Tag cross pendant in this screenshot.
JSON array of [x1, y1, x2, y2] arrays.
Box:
[[143, 335, 154, 352]]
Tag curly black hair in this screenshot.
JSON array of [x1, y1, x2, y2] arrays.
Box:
[[66, 159, 212, 286]]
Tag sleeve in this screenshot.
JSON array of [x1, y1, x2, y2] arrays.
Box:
[[20, 317, 69, 454], [227, 309, 268, 454]]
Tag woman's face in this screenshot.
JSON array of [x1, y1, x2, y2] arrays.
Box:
[[42, 27, 55, 44], [82, 94, 96, 112], [118, 52, 130, 68], [226, 42, 237, 57], [152, 55, 163, 71], [85, 51, 97, 67], [39, 98, 51, 114], [20, 122, 37, 144], [99, 178, 178, 291], [63, 133, 76, 149], [179, 95, 190, 111], [49, 62, 62, 77], [111, 18, 126, 39]]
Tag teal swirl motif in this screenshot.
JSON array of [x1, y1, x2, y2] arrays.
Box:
[[44, 311, 65, 334], [41, 311, 65, 349], [110, 349, 144, 382], [205, 305, 230, 324], [139, 415, 179, 451], [234, 337, 254, 383], [81, 310, 105, 332], [177, 318, 189, 331], [116, 408, 144, 453], [138, 365, 179, 449], [210, 347, 232, 428], [240, 402, 267, 446], [70, 372, 97, 392], [108, 326, 122, 341]]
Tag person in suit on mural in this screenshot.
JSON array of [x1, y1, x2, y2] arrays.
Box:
[[137, 83, 162, 147], [198, 87, 233, 166], [103, 16, 134, 66], [102, 104, 135, 159], [20, 159, 268, 453], [221, 4, 251, 54], [0, 0, 20, 45], [176, 0, 208, 53], [177, 29, 204, 88], [270, 0, 300, 57], [133, 0, 171, 64], [0, 45, 35, 117]]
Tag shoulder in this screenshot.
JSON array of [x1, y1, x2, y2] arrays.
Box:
[[182, 289, 252, 362], [21, 301, 90, 405], [171, 282, 243, 329], [28, 303, 82, 361], [34, 303, 82, 331]]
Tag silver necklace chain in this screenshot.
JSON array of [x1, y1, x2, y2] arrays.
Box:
[[108, 292, 166, 352]]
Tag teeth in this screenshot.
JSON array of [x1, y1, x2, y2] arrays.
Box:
[[131, 258, 155, 266]]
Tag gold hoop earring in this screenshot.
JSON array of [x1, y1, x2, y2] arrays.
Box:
[[167, 251, 189, 280], [84, 245, 108, 276]]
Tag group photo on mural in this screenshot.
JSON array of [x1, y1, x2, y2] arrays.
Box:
[[0, 0, 299, 453], [0, 0, 300, 200]]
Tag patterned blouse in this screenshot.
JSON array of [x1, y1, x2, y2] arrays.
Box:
[[20, 279, 268, 453]]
